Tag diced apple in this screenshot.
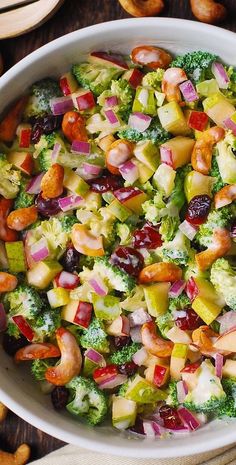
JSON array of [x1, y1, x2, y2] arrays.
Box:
[[72, 89, 96, 111], [133, 140, 159, 171], [135, 159, 154, 183], [17, 123, 32, 148], [8, 151, 34, 175], [47, 287, 70, 308], [5, 241, 26, 273], [186, 110, 209, 132], [97, 134, 116, 152], [196, 79, 219, 97], [62, 300, 92, 328], [153, 163, 176, 197], [112, 396, 137, 430], [132, 86, 156, 115], [192, 296, 222, 325], [160, 136, 195, 169], [107, 315, 130, 336], [203, 93, 235, 126], [123, 68, 144, 88], [114, 187, 147, 215], [27, 260, 62, 289], [59, 72, 78, 95], [166, 326, 192, 344], [145, 364, 169, 387], [158, 101, 190, 135], [125, 374, 167, 403], [106, 199, 132, 222], [63, 168, 90, 197], [222, 359, 236, 378], [89, 51, 128, 70], [170, 343, 188, 380], [143, 283, 170, 317], [93, 295, 121, 321], [181, 367, 200, 391], [12, 315, 35, 342], [189, 277, 225, 307], [214, 329, 236, 352], [184, 170, 214, 202]]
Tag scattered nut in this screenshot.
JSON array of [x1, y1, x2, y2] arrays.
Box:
[[0, 444, 30, 465], [190, 0, 227, 24], [41, 163, 64, 199], [0, 402, 8, 422], [118, 0, 164, 17]]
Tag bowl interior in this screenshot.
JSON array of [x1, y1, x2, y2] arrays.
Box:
[[0, 18, 236, 458]]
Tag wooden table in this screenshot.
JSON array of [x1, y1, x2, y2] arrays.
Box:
[[1, 0, 236, 461]]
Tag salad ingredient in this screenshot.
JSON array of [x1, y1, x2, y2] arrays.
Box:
[[118, 0, 164, 17], [191, 126, 225, 175], [7, 206, 38, 231], [0, 198, 18, 242], [141, 321, 173, 357], [190, 0, 227, 24], [0, 272, 17, 292], [62, 111, 87, 143], [186, 194, 211, 225], [15, 343, 60, 361], [210, 258, 236, 310], [106, 139, 133, 174], [214, 184, 236, 209], [139, 262, 182, 283], [160, 137, 194, 169], [171, 51, 217, 83], [41, 164, 64, 199], [51, 386, 69, 410], [196, 228, 231, 270], [0, 97, 28, 142], [71, 224, 104, 256], [162, 67, 187, 102], [72, 63, 122, 97], [24, 79, 61, 118], [0, 154, 21, 200], [0, 444, 30, 465], [131, 45, 172, 70]]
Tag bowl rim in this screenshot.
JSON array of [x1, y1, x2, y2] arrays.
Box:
[[1, 17, 236, 458]]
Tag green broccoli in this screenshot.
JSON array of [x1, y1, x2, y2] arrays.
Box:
[[142, 69, 165, 90], [169, 293, 191, 313], [60, 215, 78, 233], [157, 293, 191, 338], [118, 117, 170, 145], [120, 285, 147, 312], [72, 63, 122, 97], [98, 79, 134, 123], [80, 318, 110, 353], [196, 207, 233, 248], [31, 358, 57, 381], [159, 216, 180, 242], [110, 342, 141, 365], [6, 321, 21, 339], [210, 258, 236, 310], [4, 284, 44, 320], [24, 79, 62, 118], [167, 381, 179, 407], [161, 231, 192, 266], [209, 155, 226, 194], [27, 217, 71, 259], [218, 378, 236, 418], [142, 192, 166, 226], [215, 132, 236, 185], [171, 51, 217, 83], [14, 177, 35, 209], [33, 309, 61, 341], [168, 164, 192, 211], [66, 376, 108, 425], [0, 153, 21, 199], [35, 132, 67, 171]]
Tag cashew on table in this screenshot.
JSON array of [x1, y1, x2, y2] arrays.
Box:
[[0, 444, 30, 465]]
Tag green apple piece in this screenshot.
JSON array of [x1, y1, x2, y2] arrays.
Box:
[[27, 260, 62, 289], [196, 79, 219, 97], [217, 139, 236, 184], [93, 295, 121, 321], [160, 136, 195, 169], [193, 277, 225, 307], [203, 93, 235, 126], [158, 101, 190, 135], [47, 287, 70, 308], [184, 170, 214, 202], [112, 396, 137, 430], [63, 168, 89, 197], [192, 296, 222, 325], [132, 86, 156, 115], [155, 91, 165, 107], [107, 199, 132, 222], [134, 141, 159, 171], [5, 241, 26, 273], [171, 343, 188, 359], [144, 283, 170, 317], [125, 374, 167, 404], [153, 163, 176, 197], [82, 357, 98, 377], [122, 191, 148, 215], [170, 343, 188, 380], [102, 191, 115, 204], [62, 299, 79, 324], [222, 359, 236, 378], [135, 159, 154, 183]]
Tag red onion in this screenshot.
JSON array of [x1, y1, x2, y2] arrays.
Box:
[[128, 112, 152, 133], [119, 159, 139, 184], [104, 109, 119, 125], [215, 353, 223, 378], [212, 62, 230, 89], [84, 348, 106, 367], [83, 163, 102, 176], [51, 143, 61, 163], [179, 80, 199, 102], [104, 96, 118, 107], [132, 347, 148, 366], [143, 420, 161, 437], [50, 96, 74, 115], [130, 326, 142, 343], [71, 141, 91, 155], [89, 277, 108, 296], [186, 277, 199, 302], [128, 308, 152, 327], [179, 220, 198, 240], [0, 303, 7, 332], [224, 116, 236, 136], [176, 380, 188, 403], [30, 238, 49, 262], [178, 407, 200, 431], [217, 311, 236, 334], [99, 374, 127, 389], [56, 271, 80, 289], [160, 146, 173, 167], [58, 194, 83, 212], [75, 166, 98, 181], [26, 172, 44, 194], [169, 280, 186, 298]]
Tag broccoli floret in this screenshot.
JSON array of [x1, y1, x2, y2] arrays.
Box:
[[157, 293, 191, 338], [120, 286, 147, 312], [196, 207, 233, 248], [24, 79, 62, 118], [98, 79, 134, 123], [6, 321, 21, 339], [209, 156, 226, 194], [60, 215, 78, 233], [66, 376, 108, 425], [210, 258, 236, 310], [184, 360, 226, 413], [110, 342, 141, 365], [161, 230, 192, 265], [171, 51, 217, 83], [35, 132, 68, 171], [159, 216, 180, 242], [169, 293, 191, 313], [169, 164, 192, 211], [167, 381, 179, 407], [28, 218, 70, 259], [14, 177, 35, 209], [0, 153, 21, 199], [142, 69, 165, 90], [87, 257, 135, 293], [5, 284, 43, 320], [118, 117, 170, 145], [31, 358, 56, 381], [80, 318, 110, 353], [218, 378, 236, 418], [72, 63, 122, 97], [216, 133, 236, 185], [142, 192, 166, 226], [33, 309, 61, 341]]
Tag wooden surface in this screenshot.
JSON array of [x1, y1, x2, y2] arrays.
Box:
[[1, 0, 236, 461]]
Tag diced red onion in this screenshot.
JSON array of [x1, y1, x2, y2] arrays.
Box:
[[104, 109, 119, 125], [75, 166, 98, 181], [119, 159, 139, 184], [51, 143, 61, 163], [215, 353, 223, 378], [85, 348, 106, 366], [143, 420, 161, 437], [128, 112, 152, 133], [160, 146, 173, 167], [132, 347, 148, 366], [179, 220, 198, 240], [0, 303, 7, 332], [89, 277, 108, 296], [186, 277, 199, 302], [130, 326, 142, 343], [178, 407, 200, 431], [30, 238, 49, 262], [212, 62, 230, 89], [58, 195, 83, 212], [176, 380, 188, 403], [71, 141, 91, 155], [104, 96, 118, 108], [26, 172, 44, 194], [129, 308, 152, 327], [169, 280, 186, 298], [83, 163, 102, 176], [217, 311, 236, 334], [224, 116, 236, 136], [99, 374, 127, 389], [179, 80, 199, 102], [50, 96, 74, 115]]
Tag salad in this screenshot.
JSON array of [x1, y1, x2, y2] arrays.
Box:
[[1, 45, 236, 438]]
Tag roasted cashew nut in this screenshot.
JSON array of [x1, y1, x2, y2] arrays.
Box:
[[0, 402, 8, 422], [215, 184, 236, 209], [0, 444, 30, 465], [191, 126, 225, 175], [162, 67, 187, 102], [141, 321, 173, 357], [196, 228, 232, 271], [190, 0, 227, 24], [118, 0, 164, 17]]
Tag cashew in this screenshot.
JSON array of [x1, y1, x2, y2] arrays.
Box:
[[141, 321, 173, 357], [0, 402, 8, 422], [215, 184, 236, 209], [15, 343, 61, 362], [162, 67, 187, 102], [192, 325, 229, 356], [131, 45, 172, 69], [196, 228, 232, 271], [7, 206, 38, 231], [41, 163, 64, 199], [0, 272, 18, 292], [45, 327, 82, 385], [118, 0, 164, 17], [0, 444, 30, 465], [190, 0, 227, 24], [139, 262, 182, 283], [191, 126, 225, 175]]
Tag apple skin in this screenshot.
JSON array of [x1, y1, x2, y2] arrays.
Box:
[[123, 68, 144, 88], [114, 187, 147, 214], [59, 72, 78, 96], [72, 90, 96, 111], [107, 315, 130, 336], [8, 151, 34, 175], [187, 110, 209, 132], [214, 327, 236, 352], [89, 51, 128, 70]]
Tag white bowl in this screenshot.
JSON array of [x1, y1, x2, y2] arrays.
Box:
[[0, 17, 236, 458]]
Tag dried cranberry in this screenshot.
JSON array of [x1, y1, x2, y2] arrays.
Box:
[[88, 171, 123, 193], [36, 193, 61, 218], [129, 417, 145, 435], [2, 333, 29, 356], [230, 220, 236, 238], [175, 307, 203, 331], [159, 405, 182, 429], [110, 246, 144, 278], [133, 225, 162, 249], [51, 386, 69, 410], [31, 115, 63, 143], [113, 336, 131, 350], [118, 361, 138, 376], [60, 245, 80, 273], [31, 124, 43, 144], [186, 195, 211, 225]]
